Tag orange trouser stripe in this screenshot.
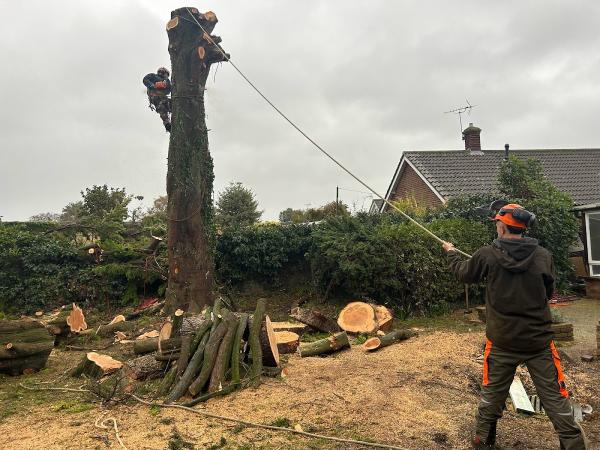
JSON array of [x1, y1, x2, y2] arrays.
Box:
[[482, 339, 492, 386], [550, 341, 569, 398]]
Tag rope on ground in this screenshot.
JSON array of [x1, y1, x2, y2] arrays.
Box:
[[183, 8, 472, 259], [95, 415, 129, 450], [130, 394, 407, 450]]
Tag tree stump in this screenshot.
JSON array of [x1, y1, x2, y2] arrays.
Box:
[[290, 307, 339, 333], [299, 332, 350, 357], [0, 320, 55, 375], [47, 304, 87, 336], [337, 302, 378, 334], [275, 331, 300, 354], [70, 352, 123, 379], [164, 7, 229, 314], [362, 329, 416, 352]]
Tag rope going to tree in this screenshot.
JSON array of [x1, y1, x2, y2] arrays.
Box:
[[183, 8, 472, 258]]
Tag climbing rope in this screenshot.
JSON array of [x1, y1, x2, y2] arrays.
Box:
[[184, 8, 472, 258]]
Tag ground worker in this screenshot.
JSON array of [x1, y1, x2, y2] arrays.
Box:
[[442, 202, 587, 450], [143, 67, 172, 132]]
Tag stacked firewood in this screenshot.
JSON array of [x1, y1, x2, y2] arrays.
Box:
[[123, 298, 280, 405]]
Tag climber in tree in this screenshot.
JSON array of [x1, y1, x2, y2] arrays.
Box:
[[143, 67, 172, 132]]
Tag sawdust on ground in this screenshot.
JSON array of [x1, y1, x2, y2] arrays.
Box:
[[0, 330, 598, 450]]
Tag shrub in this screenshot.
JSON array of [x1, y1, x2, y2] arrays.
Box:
[[0, 226, 85, 313], [216, 223, 312, 285], [309, 215, 490, 314]]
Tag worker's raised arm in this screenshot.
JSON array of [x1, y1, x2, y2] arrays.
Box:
[[443, 242, 488, 284]]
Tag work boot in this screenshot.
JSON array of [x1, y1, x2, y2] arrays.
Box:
[[164, 122, 171, 132], [472, 435, 496, 449]]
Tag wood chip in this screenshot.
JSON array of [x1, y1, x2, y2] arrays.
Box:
[[108, 315, 126, 325], [136, 330, 160, 340]]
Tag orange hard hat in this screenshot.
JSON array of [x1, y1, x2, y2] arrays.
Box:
[[493, 203, 528, 228]]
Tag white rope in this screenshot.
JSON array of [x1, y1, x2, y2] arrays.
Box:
[[182, 8, 472, 259]]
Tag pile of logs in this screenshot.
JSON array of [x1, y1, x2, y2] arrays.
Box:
[[98, 297, 282, 405], [0, 319, 55, 375]]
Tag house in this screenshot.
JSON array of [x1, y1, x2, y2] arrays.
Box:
[[376, 123, 600, 284]]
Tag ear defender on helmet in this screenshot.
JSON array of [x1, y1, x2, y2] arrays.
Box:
[[488, 200, 536, 228], [510, 207, 536, 228]]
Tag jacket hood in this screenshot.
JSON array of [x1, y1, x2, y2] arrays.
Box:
[[492, 237, 539, 272]]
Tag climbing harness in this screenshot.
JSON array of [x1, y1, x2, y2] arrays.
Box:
[[183, 8, 472, 258]]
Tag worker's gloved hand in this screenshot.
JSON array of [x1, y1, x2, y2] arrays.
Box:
[[442, 241, 455, 253], [155, 81, 167, 89]]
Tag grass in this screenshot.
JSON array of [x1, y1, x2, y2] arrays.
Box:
[[52, 400, 95, 414], [269, 417, 292, 428]]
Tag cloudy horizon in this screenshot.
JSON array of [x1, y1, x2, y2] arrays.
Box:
[[2, 1, 600, 221]]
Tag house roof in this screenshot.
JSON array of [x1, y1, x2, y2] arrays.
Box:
[[389, 149, 600, 206]]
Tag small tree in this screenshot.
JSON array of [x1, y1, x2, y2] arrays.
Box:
[[499, 156, 578, 288], [29, 212, 61, 222], [279, 201, 349, 224], [216, 182, 262, 229]]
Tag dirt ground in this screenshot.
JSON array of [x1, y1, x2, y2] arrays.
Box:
[[0, 306, 598, 449]]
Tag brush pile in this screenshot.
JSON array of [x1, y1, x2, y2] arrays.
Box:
[[131, 297, 280, 405]]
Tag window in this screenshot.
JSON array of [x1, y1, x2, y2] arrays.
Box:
[[586, 211, 600, 277]]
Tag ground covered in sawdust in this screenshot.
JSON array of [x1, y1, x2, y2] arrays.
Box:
[[0, 315, 598, 449]]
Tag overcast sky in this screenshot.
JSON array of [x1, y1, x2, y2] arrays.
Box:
[[2, 1, 600, 221]]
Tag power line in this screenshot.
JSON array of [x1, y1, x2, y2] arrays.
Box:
[[182, 8, 471, 258]]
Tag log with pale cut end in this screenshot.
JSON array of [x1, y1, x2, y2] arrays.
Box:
[[290, 307, 339, 333], [134, 337, 182, 355], [337, 302, 377, 334], [275, 331, 300, 354], [260, 315, 280, 367], [208, 314, 239, 393], [373, 305, 393, 332], [166, 16, 179, 31], [0, 320, 55, 376], [362, 329, 416, 352], [66, 303, 87, 333], [70, 352, 123, 379], [96, 320, 135, 337], [124, 354, 166, 381], [299, 331, 350, 357], [108, 314, 126, 325], [136, 330, 160, 340], [271, 321, 308, 335]]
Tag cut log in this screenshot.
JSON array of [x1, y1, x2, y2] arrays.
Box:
[[275, 331, 300, 354], [166, 16, 179, 31], [249, 298, 266, 387], [362, 329, 416, 351], [208, 314, 239, 393], [96, 321, 135, 337], [124, 354, 166, 381], [337, 302, 377, 334], [181, 315, 207, 336], [271, 321, 308, 335], [124, 301, 164, 321], [158, 364, 178, 397], [373, 305, 393, 332], [230, 313, 248, 385], [176, 335, 192, 377], [70, 352, 123, 379], [188, 314, 230, 396], [299, 332, 350, 357], [136, 330, 160, 340], [134, 337, 182, 355], [108, 315, 126, 325], [66, 303, 87, 333], [290, 307, 339, 333], [165, 319, 212, 403], [0, 320, 55, 375], [260, 315, 280, 367]]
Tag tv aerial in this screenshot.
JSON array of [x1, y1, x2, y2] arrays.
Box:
[[444, 100, 477, 135]]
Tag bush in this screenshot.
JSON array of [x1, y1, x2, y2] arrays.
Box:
[[499, 156, 578, 288], [309, 215, 490, 314], [0, 226, 85, 313], [216, 223, 312, 285]]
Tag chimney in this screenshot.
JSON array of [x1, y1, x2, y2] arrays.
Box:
[[504, 143, 510, 160], [462, 123, 482, 154]]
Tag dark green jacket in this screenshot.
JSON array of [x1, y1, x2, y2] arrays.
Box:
[[448, 237, 555, 352]]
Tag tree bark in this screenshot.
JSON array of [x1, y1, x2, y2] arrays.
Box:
[[133, 337, 182, 355], [188, 314, 230, 396], [124, 354, 166, 381], [176, 335, 192, 377], [298, 332, 350, 357], [362, 329, 416, 351], [249, 299, 266, 386], [164, 7, 229, 314], [230, 313, 248, 385], [0, 320, 55, 375], [96, 321, 135, 337], [290, 307, 339, 333], [208, 314, 238, 393]]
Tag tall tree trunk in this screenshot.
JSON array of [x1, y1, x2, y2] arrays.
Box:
[[165, 7, 229, 314]]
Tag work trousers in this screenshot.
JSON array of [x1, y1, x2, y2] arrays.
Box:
[[477, 340, 587, 450], [148, 94, 172, 125]]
